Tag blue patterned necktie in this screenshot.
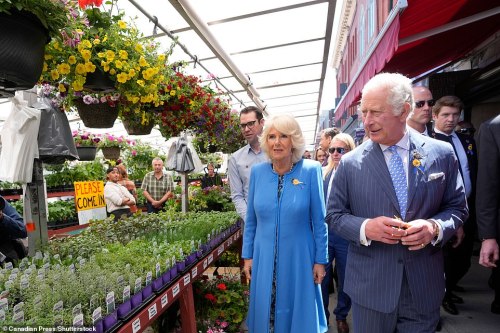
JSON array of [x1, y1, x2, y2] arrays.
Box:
[[388, 145, 407, 219]]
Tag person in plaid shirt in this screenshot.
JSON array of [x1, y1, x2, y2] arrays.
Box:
[[141, 157, 175, 213]]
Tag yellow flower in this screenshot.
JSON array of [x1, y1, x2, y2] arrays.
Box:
[[84, 62, 96, 72], [170, 90, 176, 96], [58, 83, 66, 93], [81, 40, 92, 48], [57, 63, 71, 75], [109, 68, 116, 75], [72, 80, 84, 92], [115, 60, 123, 69], [117, 73, 129, 83], [412, 159, 421, 167], [135, 44, 143, 53], [139, 56, 148, 67], [50, 70, 60, 80], [75, 63, 87, 75], [158, 54, 166, 62], [118, 20, 127, 29], [105, 50, 115, 62], [80, 49, 91, 62], [137, 80, 145, 87], [98, 52, 106, 58], [119, 50, 128, 60], [93, 39, 100, 45], [68, 56, 77, 65], [128, 69, 136, 77]]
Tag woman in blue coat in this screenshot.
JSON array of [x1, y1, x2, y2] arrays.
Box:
[[242, 114, 328, 333]]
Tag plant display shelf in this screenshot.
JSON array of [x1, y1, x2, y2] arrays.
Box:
[[2, 191, 75, 201], [115, 228, 242, 333]]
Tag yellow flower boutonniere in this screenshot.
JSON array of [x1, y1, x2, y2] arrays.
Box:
[[292, 178, 304, 186], [466, 143, 474, 156], [411, 150, 425, 174]]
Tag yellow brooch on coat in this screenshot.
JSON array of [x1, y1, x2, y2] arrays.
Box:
[[292, 178, 303, 185], [411, 150, 425, 174]]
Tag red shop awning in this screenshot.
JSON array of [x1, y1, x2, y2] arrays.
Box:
[[334, 0, 500, 123]]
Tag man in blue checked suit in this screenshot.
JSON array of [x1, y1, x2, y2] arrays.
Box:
[[326, 73, 468, 333]]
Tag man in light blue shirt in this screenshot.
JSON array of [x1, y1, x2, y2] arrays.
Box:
[[228, 106, 267, 224]]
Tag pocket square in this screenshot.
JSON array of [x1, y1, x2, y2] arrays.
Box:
[[428, 172, 445, 181]]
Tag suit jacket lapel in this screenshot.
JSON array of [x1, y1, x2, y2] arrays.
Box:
[[364, 142, 400, 214], [407, 133, 426, 208]]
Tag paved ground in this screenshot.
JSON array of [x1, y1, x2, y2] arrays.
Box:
[[326, 255, 500, 332]]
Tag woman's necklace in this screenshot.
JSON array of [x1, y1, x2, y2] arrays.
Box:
[[272, 162, 294, 175]]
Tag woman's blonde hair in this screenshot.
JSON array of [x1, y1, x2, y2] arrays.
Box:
[[259, 114, 306, 163], [323, 133, 356, 179]]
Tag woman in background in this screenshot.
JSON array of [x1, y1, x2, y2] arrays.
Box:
[[320, 133, 356, 333], [315, 147, 327, 165], [242, 114, 328, 333], [116, 164, 138, 213]]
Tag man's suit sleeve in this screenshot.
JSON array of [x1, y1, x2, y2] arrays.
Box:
[[476, 121, 500, 240], [326, 159, 366, 245], [241, 167, 257, 259], [430, 145, 469, 244], [228, 154, 247, 221]]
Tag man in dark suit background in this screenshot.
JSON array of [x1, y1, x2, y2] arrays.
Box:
[[328, 72, 468, 332], [477, 114, 500, 314], [431, 96, 478, 315]]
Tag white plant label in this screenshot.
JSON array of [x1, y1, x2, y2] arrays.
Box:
[[134, 277, 142, 294], [132, 318, 141, 333], [92, 307, 102, 324], [123, 285, 131, 302], [106, 291, 115, 314], [191, 266, 198, 279], [183, 274, 190, 286], [53, 300, 63, 313], [172, 283, 180, 297], [146, 271, 152, 286], [148, 303, 157, 319], [73, 313, 84, 326], [160, 294, 168, 308]]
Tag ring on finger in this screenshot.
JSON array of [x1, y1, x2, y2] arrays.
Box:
[[420, 243, 425, 248]]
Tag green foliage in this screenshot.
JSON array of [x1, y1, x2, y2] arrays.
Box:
[[194, 274, 249, 333], [122, 141, 166, 181], [45, 160, 105, 187], [0, 0, 71, 38]]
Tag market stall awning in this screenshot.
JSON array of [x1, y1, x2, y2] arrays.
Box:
[[334, 0, 500, 123]]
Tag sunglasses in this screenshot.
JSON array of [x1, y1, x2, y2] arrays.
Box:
[[329, 147, 346, 154], [239, 120, 257, 129], [415, 99, 435, 108]]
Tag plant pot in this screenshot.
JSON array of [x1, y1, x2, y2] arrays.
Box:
[[0, 10, 49, 97], [117, 299, 132, 319], [84, 70, 115, 92], [103, 311, 118, 331], [130, 292, 143, 309], [169, 265, 178, 279], [142, 284, 153, 300], [176, 260, 186, 272], [76, 146, 97, 161], [101, 147, 121, 160], [186, 253, 197, 265], [93, 319, 104, 333], [162, 270, 172, 285], [74, 98, 119, 128], [152, 276, 165, 292], [122, 119, 155, 135]]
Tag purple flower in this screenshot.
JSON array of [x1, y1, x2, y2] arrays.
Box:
[[82, 95, 94, 105]]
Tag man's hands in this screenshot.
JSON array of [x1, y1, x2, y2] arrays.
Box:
[[365, 217, 438, 250], [479, 239, 499, 268]]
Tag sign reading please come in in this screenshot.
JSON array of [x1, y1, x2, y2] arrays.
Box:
[[74, 181, 107, 224]]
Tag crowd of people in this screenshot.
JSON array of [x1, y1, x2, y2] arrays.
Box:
[[232, 72, 499, 333], [1, 70, 499, 333]]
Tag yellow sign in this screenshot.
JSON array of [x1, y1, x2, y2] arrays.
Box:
[[74, 181, 106, 211]]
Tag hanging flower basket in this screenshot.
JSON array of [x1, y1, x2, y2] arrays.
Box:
[[84, 70, 115, 92], [122, 119, 155, 136], [76, 146, 97, 161], [0, 10, 49, 97], [74, 99, 119, 128], [101, 147, 121, 160]]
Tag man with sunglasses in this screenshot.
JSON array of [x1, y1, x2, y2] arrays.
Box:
[[407, 86, 434, 136], [319, 127, 341, 166], [228, 106, 268, 225]]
